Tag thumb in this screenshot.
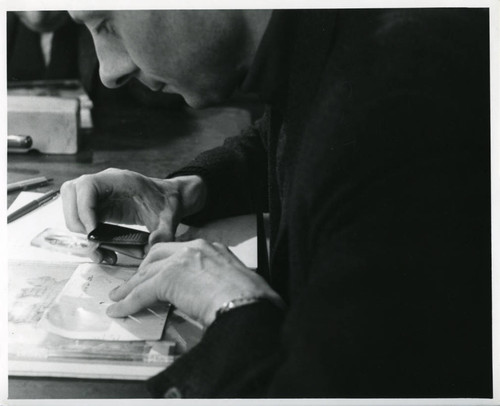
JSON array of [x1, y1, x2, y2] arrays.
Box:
[[148, 214, 177, 246]]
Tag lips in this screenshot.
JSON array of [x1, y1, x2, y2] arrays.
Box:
[[137, 75, 165, 92], [152, 83, 171, 93], [149, 83, 165, 92], [161, 83, 179, 95]]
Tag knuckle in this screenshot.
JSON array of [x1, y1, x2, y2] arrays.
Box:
[[180, 245, 204, 258], [193, 251, 202, 262], [60, 180, 73, 195], [129, 287, 145, 303], [149, 242, 167, 255], [171, 251, 190, 267], [137, 267, 149, 278], [155, 280, 169, 301], [79, 173, 92, 182], [181, 246, 194, 255], [192, 238, 209, 249], [102, 167, 120, 175], [169, 249, 189, 267], [76, 174, 94, 190]]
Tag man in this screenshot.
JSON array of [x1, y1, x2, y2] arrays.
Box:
[[8, 11, 82, 82], [62, 9, 491, 398]]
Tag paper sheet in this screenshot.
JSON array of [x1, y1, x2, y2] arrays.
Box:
[[8, 260, 76, 358], [8, 192, 92, 263], [38, 263, 169, 341], [8, 259, 175, 379]]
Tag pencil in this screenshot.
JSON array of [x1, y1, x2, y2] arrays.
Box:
[[7, 176, 53, 193], [7, 189, 60, 223]]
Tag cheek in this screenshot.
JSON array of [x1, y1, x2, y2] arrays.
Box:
[[92, 35, 123, 66], [122, 30, 172, 78], [117, 12, 175, 78]]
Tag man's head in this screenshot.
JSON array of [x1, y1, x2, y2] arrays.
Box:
[[69, 10, 271, 108], [16, 11, 71, 33]]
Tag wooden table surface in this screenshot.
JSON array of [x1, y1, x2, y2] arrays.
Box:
[[8, 100, 257, 206], [7, 97, 259, 399]]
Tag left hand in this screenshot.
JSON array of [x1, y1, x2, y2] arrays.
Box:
[[106, 239, 282, 327]]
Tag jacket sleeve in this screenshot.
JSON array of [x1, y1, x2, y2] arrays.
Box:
[[168, 112, 271, 225]]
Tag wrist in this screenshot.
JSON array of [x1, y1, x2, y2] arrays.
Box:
[[204, 291, 285, 327]]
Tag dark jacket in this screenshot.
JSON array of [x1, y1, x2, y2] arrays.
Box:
[[149, 9, 491, 398]]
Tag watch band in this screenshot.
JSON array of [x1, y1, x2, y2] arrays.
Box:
[[215, 296, 270, 318]]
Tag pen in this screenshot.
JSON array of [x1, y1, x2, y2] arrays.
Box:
[[7, 189, 60, 224], [7, 176, 53, 194]]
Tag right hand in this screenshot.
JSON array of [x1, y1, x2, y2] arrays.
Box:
[[61, 168, 206, 262]]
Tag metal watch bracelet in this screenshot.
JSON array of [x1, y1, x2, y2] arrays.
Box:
[[215, 296, 272, 318]]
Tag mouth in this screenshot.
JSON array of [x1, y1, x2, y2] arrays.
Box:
[[150, 83, 166, 92], [137, 75, 168, 93], [160, 83, 172, 93]]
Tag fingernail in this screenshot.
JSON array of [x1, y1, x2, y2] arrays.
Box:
[[85, 222, 96, 235], [106, 304, 118, 317], [109, 285, 121, 300], [93, 251, 104, 263], [102, 252, 117, 265]]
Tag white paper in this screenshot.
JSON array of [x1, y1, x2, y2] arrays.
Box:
[[8, 260, 77, 359], [8, 192, 91, 263], [38, 263, 169, 341], [8, 259, 175, 379]]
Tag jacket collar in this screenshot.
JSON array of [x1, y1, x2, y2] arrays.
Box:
[[241, 10, 300, 110], [241, 10, 337, 113]]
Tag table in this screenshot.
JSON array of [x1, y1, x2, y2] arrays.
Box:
[[8, 97, 261, 206], [7, 96, 260, 399]]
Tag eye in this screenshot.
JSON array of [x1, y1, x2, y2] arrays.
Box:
[[95, 19, 113, 35]]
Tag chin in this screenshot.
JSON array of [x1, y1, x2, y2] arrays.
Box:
[[184, 93, 226, 109], [182, 83, 236, 109]]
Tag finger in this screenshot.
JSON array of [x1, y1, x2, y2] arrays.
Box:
[[175, 227, 200, 242], [149, 214, 176, 246], [107, 275, 163, 318], [144, 239, 215, 267], [61, 180, 86, 233], [109, 257, 169, 301], [89, 248, 118, 265], [212, 242, 247, 267], [101, 244, 145, 259], [74, 175, 99, 233], [112, 239, 216, 301], [142, 242, 180, 267], [149, 191, 182, 245]]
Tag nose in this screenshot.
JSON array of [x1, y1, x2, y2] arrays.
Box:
[[99, 56, 137, 89], [94, 40, 137, 89]]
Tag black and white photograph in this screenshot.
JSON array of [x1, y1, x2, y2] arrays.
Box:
[[2, 1, 499, 404]]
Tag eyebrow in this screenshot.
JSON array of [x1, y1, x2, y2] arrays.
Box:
[[69, 11, 104, 25], [71, 16, 84, 24]]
